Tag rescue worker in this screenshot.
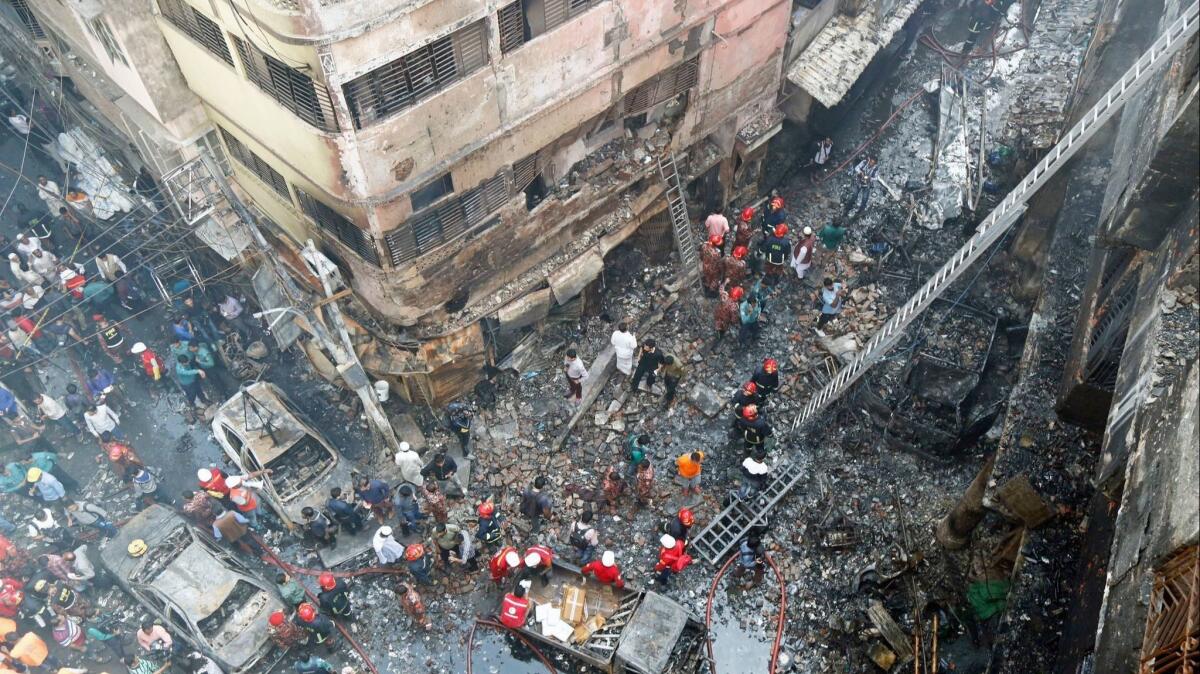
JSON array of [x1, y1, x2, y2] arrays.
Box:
[[93, 315, 127, 364], [31, 579, 88, 619], [395, 581, 432, 630], [405, 543, 434, 584], [226, 474, 266, 530], [723, 245, 749, 287], [520, 544, 554, 588], [751, 358, 780, 402], [715, 285, 742, 340], [759, 196, 787, 237], [433, 522, 473, 570], [699, 234, 724, 294], [760, 223, 792, 286], [475, 496, 504, 548], [196, 467, 230, 501], [733, 535, 766, 587], [738, 451, 772, 500], [734, 404, 773, 455], [580, 550, 625, 589], [738, 294, 762, 345], [791, 226, 816, 280], [488, 547, 522, 585], [499, 584, 531, 629], [446, 402, 473, 456], [653, 534, 691, 589], [129, 342, 167, 393], [731, 381, 764, 421], [733, 207, 755, 250], [294, 602, 337, 653], [302, 506, 338, 549], [317, 572, 353, 621], [665, 508, 694, 548]]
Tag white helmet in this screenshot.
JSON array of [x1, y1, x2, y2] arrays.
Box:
[[226, 475, 243, 488], [660, 534, 677, 549], [601, 551, 615, 567], [197, 468, 213, 482], [524, 552, 542, 568], [379, 526, 393, 538], [505, 551, 520, 567], [131, 342, 147, 355]]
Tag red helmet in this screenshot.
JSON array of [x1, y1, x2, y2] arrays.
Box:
[[770, 196, 784, 210], [742, 381, 758, 395], [405, 543, 425, 561], [742, 404, 759, 420], [729, 287, 745, 301], [318, 572, 336, 591], [477, 502, 495, 518], [297, 603, 317, 622], [708, 234, 723, 247], [268, 610, 285, 627], [763, 358, 778, 373], [732, 245, 748, 260], [678, 508, 695, 526], [774, 224, 789, 238], [740, 207, 755, 222]]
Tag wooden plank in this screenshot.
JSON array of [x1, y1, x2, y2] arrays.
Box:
[[868, 600, 915, 663], [994, 474, 1055, 528]]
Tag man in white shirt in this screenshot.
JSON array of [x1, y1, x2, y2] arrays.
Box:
[[393, 441, 425, 487], [83, 403, 123, 439], [36, 175, 67, 214], [29, 249, 58, 284], [34, 393, 77, 437], [6, 109, 31, 136], [95, 252, 127, 282], [609, 322, 638, 376], [9, 253, 41, 287], [372, 526, 405, 565], [14, 234, 43, 259]]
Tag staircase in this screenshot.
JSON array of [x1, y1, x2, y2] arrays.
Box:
[[689, 459, 806, 565], [687, 1, 1200, 564], [657, 153, 699, 285]]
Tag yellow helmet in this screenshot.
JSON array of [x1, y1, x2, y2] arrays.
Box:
[[25, 467, 42, 483], [127, 539, 148, 557]]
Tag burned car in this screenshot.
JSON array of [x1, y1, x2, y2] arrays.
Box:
[[212, 382, 388, 566], [100, 505, 284, 673]]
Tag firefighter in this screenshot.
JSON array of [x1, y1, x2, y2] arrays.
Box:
[[489, 546, 521, 585], [715, 285, 742, 340], [665, 508, 694, 548], [699, 234, 724, 294], [759, 196, 788, 237], [475, 497, 504, 549], [731, 381, 764, 422], [267, 609, 306, 650], [520, 544, 554, 588], [499, 584, 531, 629], [317, 572, 353, 621], [734, 405, 773, 455], [294, 602, 337, 652], [760, 223, 792, 286], [580, 551, 625, 588], [751, 358, 780, 402], [733, 207, 755, 250], [405, 544, 434, 585], [196, 467, 230, 501], [733, 534, 766, 587], [723, 245, 749, 287]]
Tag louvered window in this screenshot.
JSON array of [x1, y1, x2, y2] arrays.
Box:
[[10, 0, 45, 39], [218, 127, 289, 200], [511, 154, 541, 195], [85, 16, 128, 67], [232, 36, 339, 132], [385, 173, 507, 265], [342, 22, 487, 129], [296, 188, 380, 266], [158, 0, 234, 66], [1139, 545, 1199, 674], [622, 56, 700, 115], [498, 0, 607, 53]]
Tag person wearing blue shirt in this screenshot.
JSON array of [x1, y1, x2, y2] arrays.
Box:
[[738, 295, 762, 345], [175, 355, 209, 407], [0, 387, 17, 417], [85, 367, 117, 400], [27, 467, 66, 502], [171, 315, 196, 342]]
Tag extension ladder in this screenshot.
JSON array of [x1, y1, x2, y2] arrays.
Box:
[[690, 459, 806, 564], [792, 1, 1199, 431], [658, 153, 700, 284]]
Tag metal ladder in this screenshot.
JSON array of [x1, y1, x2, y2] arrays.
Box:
[[690, 459, 806, 564], [791, 1, 1200, 432], [657, 153, 699, 284]]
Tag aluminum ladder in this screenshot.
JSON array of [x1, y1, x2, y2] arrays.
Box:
[[657, 153, 699, 284], [792, 1, 1199, 432], [690, 459, 806, 564]]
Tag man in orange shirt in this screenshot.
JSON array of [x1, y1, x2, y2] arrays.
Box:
[[675, 451, 704, 499]]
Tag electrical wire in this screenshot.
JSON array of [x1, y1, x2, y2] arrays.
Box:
[[223, 0, 312, 70], [0, 90, 36, 222]]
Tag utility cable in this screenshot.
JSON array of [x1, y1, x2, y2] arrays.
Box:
[[0, 90, 36, 222]]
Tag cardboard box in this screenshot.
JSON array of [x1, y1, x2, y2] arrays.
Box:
[[572, 615, 606, 644], [561, 585, 587, 624]]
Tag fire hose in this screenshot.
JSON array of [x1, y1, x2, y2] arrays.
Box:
[[704, 552, 788, 673], [466, 617, 559, 674]]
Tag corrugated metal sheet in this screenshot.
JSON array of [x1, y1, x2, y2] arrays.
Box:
[[786, 0, 924, 109]]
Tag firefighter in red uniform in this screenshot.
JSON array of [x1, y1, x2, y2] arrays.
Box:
[[580, 551, 625, 588], [699, 235, 724, 294], [267, 609, 307, 650], [715, 285, 742, 340], [499, 584, 532, 628], [723, 245, 749, 287], [0, 578, 24, 618], [489, 547, 521, 585], [733, 207, 755, 250]]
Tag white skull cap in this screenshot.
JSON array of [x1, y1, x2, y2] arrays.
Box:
[[399, 441, 410, 451], [602, 551, 615, 567], [379, 526, 393, 537], [660, 534, 676, 549], [803, 226, 813, 236]]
